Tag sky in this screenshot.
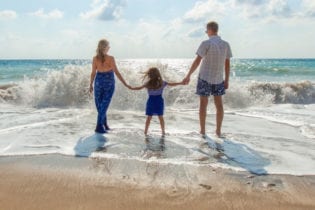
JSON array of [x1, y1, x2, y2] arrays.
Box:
[[0, 0, 314, 59]]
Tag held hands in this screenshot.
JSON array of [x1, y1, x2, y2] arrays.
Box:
[[128, 86, 140, 90], [125, 84, 132, 89], [182, 76, 190, 85], [125, 83, 137, 90]]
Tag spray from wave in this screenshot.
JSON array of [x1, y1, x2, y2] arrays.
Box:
[[0, 65, 91, 107], [0, 63, 314, 109]]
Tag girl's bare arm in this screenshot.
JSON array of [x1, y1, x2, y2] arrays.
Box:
[[166, 81, 184, 87], [129, 85, 146, 90]]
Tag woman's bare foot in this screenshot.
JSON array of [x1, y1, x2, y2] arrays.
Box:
[[104, 124, 110, 130]]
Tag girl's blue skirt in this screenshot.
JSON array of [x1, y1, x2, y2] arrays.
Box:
[[146, 95, 164, 116]]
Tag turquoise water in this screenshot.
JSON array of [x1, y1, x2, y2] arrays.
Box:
[[0, 59, 90, 84], [1, 59, 314, 84], [233, 59, 315, 81]]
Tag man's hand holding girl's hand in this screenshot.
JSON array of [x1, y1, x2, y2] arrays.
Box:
[[182, 76, 190, 85]]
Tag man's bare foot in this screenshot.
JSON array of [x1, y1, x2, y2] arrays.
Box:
[[215, 130, 221, 138], [200, 132, 206, 139]]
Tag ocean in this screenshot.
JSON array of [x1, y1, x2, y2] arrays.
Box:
[[0, 58, 314, 175]]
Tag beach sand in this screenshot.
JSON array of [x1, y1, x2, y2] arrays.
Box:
[[1, 155, 315, 210]]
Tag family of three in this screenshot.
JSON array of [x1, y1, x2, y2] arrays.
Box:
[[89, 21, 232, 138]]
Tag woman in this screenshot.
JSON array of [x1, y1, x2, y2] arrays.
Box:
[[89, 39, 130, 133]]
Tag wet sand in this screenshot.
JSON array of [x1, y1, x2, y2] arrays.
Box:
[[0, 155, 315, 210]]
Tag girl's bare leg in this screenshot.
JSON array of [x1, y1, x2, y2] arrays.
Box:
[[158, 115, 165, 136], [144, 116, 152, 135]]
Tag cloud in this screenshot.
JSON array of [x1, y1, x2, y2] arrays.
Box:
[[234, 0, 266, 6], [0, 10, 17, 20], [182, 0, 308, 23], [183, 0, 227, 23], [233, 0, 295, 19], [80, 0, 125, 21], [187, 28, 204, 38], [29, 8, 64, 19], [268, 0, 292, 17], [301, 0, 315, 18]]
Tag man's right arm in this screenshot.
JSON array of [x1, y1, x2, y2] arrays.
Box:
[[183, 41, 207, 84], [183, 55, 202, 84]]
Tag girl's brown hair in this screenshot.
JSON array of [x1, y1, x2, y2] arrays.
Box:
[[144, 67, 163, 90], [96, 39, 109, 63]]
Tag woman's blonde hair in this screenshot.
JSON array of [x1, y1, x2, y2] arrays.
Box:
[[96, 39, 109, 63], [143, 67, 163, 90]]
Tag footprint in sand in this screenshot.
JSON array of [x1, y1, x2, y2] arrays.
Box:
[[199, 184, 212, 190]]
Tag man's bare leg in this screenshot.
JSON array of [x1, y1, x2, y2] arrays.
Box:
[[214, 96, 224, 137], [199, 96, 209, 135]]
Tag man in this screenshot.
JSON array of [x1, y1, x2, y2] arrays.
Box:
[[183, 21, 232, 137]]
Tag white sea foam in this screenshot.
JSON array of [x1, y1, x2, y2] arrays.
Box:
[[0, 59, 315, 175], [0, 61, 314, 109]]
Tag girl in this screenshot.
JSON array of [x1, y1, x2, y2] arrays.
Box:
[[89, 39, 130, 133], [129, 67, 183, 136]]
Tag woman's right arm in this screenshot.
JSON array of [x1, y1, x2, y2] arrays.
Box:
[[89, 57, 97, 93]]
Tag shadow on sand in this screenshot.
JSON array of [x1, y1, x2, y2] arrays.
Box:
[[74, 133, 107, 157], [204, 135, 270, 175]]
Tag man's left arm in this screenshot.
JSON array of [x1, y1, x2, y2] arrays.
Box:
[[224, 58, 230, 90], [225, 43, 232, 90]]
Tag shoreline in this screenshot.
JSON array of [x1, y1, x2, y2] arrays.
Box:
[[1, 154, 315, 210]]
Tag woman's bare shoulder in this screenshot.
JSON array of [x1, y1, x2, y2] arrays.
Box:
[[93, 56, 99, 62], [107, 55, 115, 60]]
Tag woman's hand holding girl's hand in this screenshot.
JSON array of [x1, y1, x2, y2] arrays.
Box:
[[128, 86, 139, 90], [125, 84, 131, 89]]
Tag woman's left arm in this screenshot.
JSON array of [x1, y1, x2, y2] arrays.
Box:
[[111, 56, 130, 88]]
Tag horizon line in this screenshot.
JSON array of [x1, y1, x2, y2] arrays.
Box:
[[1, 57, 315, 60]]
